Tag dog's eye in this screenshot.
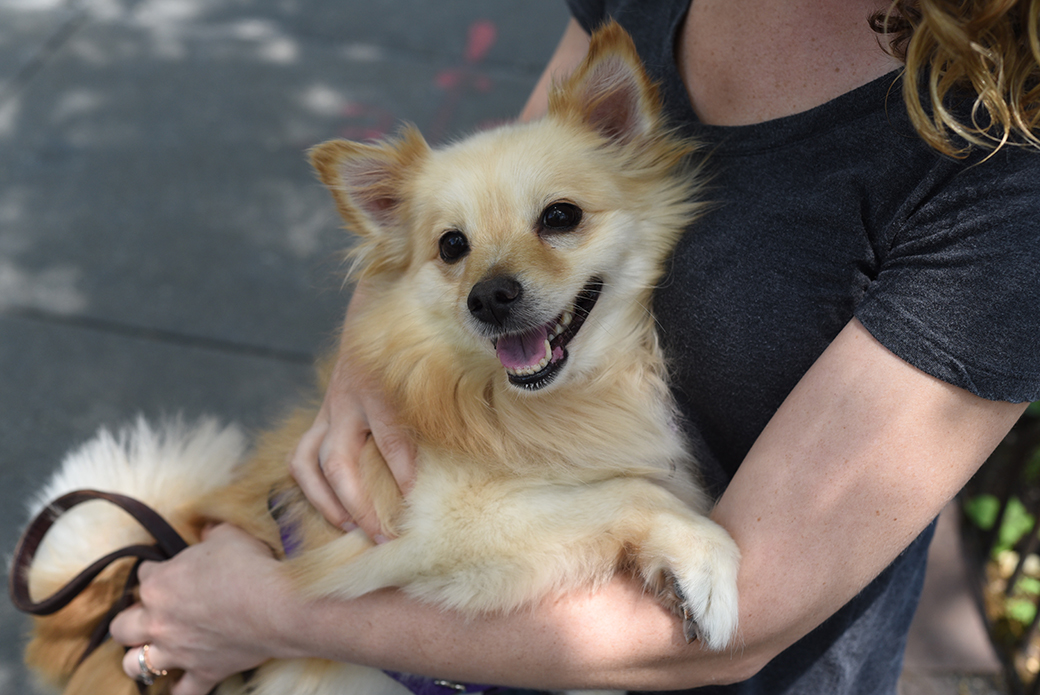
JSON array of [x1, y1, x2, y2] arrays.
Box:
[[438, 230, 470, 263], [540, 202, 583, 232]]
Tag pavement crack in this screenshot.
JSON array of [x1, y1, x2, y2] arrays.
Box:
[[0, 11, 88, 110], [1, 306, 315, 365]]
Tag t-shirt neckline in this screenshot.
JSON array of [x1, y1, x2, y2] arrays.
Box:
[[663, 2, 907, 153]]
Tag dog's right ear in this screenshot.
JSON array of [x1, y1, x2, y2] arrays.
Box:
[[309, 127, 430, 275], [549, 20, 665, 147]]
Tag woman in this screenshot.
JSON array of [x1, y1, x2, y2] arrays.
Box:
[[112, 1, 1040, 693]]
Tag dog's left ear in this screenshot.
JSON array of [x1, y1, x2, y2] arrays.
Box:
[[549, 20, 664, 146], [309, 127, 430, 275]]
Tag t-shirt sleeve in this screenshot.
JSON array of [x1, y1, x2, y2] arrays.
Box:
[[856, 147, 1040, 403]]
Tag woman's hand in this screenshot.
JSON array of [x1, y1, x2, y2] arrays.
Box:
[[110, 524, 293, 695], [288, 285, 417, 541]]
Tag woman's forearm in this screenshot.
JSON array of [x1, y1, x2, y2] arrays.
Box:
[[267, 572, 759, 691]]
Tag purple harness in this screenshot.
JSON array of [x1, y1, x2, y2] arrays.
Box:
[[269, 496, 501, 695], [383, 670, 500, 695]]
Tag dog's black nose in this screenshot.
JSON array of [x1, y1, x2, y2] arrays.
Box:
[[468, 276, 522, 327]]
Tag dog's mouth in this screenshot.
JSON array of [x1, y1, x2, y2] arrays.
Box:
[[493, 279, 603, 391]]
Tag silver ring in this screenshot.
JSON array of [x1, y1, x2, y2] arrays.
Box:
[[137, 644, 168, 685]]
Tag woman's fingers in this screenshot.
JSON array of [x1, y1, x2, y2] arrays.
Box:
[[288, 360, 416, 540], [288, 415, 356, 531], [170, 670, 221, 695], [317, 429, 382, 538], [120, 644, 221, 695], [363, 392, 417, 496], [109, 600, 151, 647], [121, 644, 168, 686]]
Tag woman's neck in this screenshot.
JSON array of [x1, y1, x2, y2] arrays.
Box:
[[678, 0, 903, 126]]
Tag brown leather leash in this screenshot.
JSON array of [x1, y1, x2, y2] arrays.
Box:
[[8, 489, 189, 692]]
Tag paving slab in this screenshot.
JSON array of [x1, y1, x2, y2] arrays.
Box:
[[905, 504, 1002, 675], [0, 1, 565, 354], [900, 504, 1007, 693]]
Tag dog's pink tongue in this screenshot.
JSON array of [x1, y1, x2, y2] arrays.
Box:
[[496, 325, 549, 370]]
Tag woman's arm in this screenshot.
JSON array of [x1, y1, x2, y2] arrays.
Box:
[[710, 319, 1026, 664], [113, 318, 1026, 694], [518, 18, 590, 122]]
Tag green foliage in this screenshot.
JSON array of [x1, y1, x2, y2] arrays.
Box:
[[1018, 576, 1040, 596], [1007, 597, 1038, 626], [965, 494, 1000, 530], [969, 404, 1040, 684], [1001, 498, 1038, 554], [964, 495, 1037, 554]]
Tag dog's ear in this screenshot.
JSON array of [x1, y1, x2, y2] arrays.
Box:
[[309, 127, 429, 275], [549, 20, 664, 145]]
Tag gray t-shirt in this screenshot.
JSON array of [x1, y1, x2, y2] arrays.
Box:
[[566, 1, 1040, 693]]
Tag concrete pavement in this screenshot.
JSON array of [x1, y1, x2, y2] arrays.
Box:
[[0, 1, 1009, 692]]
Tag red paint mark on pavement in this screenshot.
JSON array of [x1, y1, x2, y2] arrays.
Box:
[[465, 19, 496, 63], [429, 18, 499, 142], [336, 19, 501, 143]]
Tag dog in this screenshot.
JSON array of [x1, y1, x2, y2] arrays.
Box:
[[14, 21, 740, 695]]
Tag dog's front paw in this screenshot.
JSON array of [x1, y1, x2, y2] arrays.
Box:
[[642, 515, 740, 651], [662, 557, 739, 651]]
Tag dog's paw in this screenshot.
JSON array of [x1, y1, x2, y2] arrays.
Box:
[[656, 565, 738, 650], [643, 515, 740, 651]]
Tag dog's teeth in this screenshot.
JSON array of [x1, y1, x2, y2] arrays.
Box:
[[547, 311, 571, 341]]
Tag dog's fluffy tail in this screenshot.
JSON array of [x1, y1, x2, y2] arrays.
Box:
[[22, 417, 248, 599]]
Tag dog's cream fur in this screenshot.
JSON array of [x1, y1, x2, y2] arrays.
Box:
[[16, 22, 740, 695]]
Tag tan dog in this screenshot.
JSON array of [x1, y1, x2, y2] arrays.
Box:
[[16, 21, 740, 695]]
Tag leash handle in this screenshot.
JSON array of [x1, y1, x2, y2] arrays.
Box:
[[7, 489, 193, 692], [8, 489, 188, 616]]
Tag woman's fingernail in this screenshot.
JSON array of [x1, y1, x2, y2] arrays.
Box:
[[342, 521, 359, 533], [373, 534, 389, 545]]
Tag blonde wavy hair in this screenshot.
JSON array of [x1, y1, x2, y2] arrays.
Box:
[[871, 0, 1040, 156]]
